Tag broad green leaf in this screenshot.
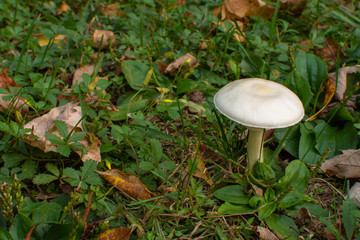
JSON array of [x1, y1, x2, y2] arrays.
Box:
[[313, 121, 336, 158], [2, 153, 27, 168], [214, 185, 250, 204], [335, 122, 358, 151], [285, 70, 313, 109], [294, 51, 328, 94], [33, 174, 58, 185], [83, 172, 102, 186], [0, 122, 10, 132], [278, 189, 314, 209], [218, 202, 254, 215], [342, 198, 357, 240], [110, 98, 148, 121], [258, 202, 276, 219], [276, 160, 310, 193], [299, 124, 321, 164], [81, 160, 97, 179], [151, 139, 162, 165], [139, 161, 155, 171], [56, 144, 71, 157], [0, 227, 13, 240], [63, 167, 80, 180], [253, 162, 275, 181], [110, 125, 125, 143], [43, 223, 72, 240], [215, 225, 229, 240], [46, 163, 59, 177], [18, 160, 37, 180], [121, 60, 150, 90], [30, 202, 62, 224], [275, 126, 300, 157], [9, 214, 33, 240], [45, 132, 64, 145], [177, 79, 197, 94], [265, 214, 299, 240], [53, 120, 68, 139], [69, 132, 86, 143]]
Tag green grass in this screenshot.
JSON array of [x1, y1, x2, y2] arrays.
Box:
[[0, 0, 360, 239]]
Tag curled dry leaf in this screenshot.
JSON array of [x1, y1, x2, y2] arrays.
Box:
[[98, 227, 132, 240], [321, 149, 360, 179], [98, 169, 156, 200], [256, 226, 279, 240], [186, 143, 213, 186], [306, 78, 335, 121], [0, 69, 29, 114], [22, 102, 101, 162], [100, 3, 126, 17], [72, 64, 95, 85], [329, 65, 360, 101], [92, 29, 116, 50], [224, 0, 250, 19], [349, 182, 360, 207], [57, 1, 71, 15], [165, 53, 197, 75]]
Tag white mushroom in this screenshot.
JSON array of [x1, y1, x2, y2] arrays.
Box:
[[214, 78, 304, 171]]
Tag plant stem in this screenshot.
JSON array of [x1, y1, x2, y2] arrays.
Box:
[[247, 127, 265, 171]]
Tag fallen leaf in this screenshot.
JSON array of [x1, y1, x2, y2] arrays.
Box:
[[224, 0, 250, 19], [165, 53, 197, 75], [329, 65, 360, 101], [72, 64, 95, 85], [186, 144, 213, 186], [0, 69, 29, 114], [33, 33, 67, 47], [0, 94, 29, 114], [100, 3, 126, 17], [321, 149, 360, 178], [349, 182, 360, 207], [306, 77, 335, 121], [256, 226, 279, 240], [212, 5, 227, 20], [92, 30, 116, 50], [23, 102, 101, 162], [57, 1, 71, 15], [98, 228, 132, 240], [97, 169, 156, 200], [215, 20, 246, 42], [0, 68, 20, 89]]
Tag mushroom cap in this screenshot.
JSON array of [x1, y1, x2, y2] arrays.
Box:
[[214, 78, 305, 129]]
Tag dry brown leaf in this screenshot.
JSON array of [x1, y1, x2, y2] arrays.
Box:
[[33, 33, 67, 47], [224, 0, 250, 19], [213, 5, 227, 20], [349, 182, 360, 207], [321, 149, 360, 179], [165, 53, 197, 75], [98, 169, 156, 200], [22, 102, 101, 162], [215, 20, 246, 42], [0, 68, 20, 89], [329, 65, 360, 101], [0, 69, 29, 114], [306, 77, 335, 121], [72, 64, 95, 85], [0, 94, 29, 114], [186, 144, 214, 186], [57, 1, 71, 15], [92, 30, 116, 50], [98, 228, 132, 240], [256, 226, 279, 240], [100, 3, 126, 17]]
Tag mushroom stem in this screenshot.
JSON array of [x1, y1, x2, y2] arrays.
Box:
[[247, 127, 265, 171]]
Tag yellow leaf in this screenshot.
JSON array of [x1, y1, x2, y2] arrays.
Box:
[[98, 169, 156, 200], [98, 227, 132, 240], [34, 33, 67, 47]]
